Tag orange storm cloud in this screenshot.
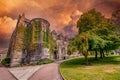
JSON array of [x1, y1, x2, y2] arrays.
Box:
[[0, 16, 17, 48], [0, 0, 120, 48], [0, 16, 17, 36]]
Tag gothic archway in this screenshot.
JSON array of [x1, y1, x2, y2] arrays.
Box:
[[62, 48, 66, 59]]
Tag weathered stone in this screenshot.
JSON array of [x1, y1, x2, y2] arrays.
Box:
[[7, 13, 69, 67], [8, 14, 50, 66], [51, 31, 69, 60]]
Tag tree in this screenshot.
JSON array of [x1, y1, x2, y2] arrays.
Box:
[[76, 9, 120, 63], [76, 9, 107, 61], [74, 32, 90, 65], [68, 9, 120, 65], [88, 32, 106, 60]]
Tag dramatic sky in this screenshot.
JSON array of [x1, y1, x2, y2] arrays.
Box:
[[0, 0, 120, 49]]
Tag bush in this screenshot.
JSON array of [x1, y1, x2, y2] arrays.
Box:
[[37, 59, 54, 65], [1, 57, 11, 66]]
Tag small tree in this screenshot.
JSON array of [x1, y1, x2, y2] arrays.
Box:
[[75, 33, 90, 65]]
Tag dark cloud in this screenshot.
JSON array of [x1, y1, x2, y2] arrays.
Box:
[[0, 34, 10, 49], [63, 10, 82, 37]]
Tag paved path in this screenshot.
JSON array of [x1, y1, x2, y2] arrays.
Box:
[[29, 61, 63, 80], [0, 67, 16, 80], [6, 61, 63, 80], [9, 65, 43, 80]]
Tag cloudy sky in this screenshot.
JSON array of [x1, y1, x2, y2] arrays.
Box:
[[0, 0, 120, 49]]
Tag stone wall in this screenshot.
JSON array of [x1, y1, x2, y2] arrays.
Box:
[[51, 31, 69, 60], [8, 14, 50, 66]]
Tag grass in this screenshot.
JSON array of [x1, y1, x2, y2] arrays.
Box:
[[60, 55, 120, 80]]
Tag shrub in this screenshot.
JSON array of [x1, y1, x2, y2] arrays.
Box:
[[37, 59, 54, 65], [1, 57, 11, 66]]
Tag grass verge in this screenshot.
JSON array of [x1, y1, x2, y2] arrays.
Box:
[[60, 55, 120, 80]]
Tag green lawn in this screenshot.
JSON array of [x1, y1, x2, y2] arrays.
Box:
[[60, 55, 120, 80]]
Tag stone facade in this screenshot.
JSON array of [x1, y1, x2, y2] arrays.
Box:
[[42, 48, 50, 59], [0, 49, 7, 62], [51, 30, 69, 59], [7, 14, 69, 67], [8, 14, 50, 66]]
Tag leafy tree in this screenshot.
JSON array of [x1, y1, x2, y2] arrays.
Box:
[[74, 32, 90, 64], [88, 32, 106, 60], [68, 9, 120, 65], [67, 38, 77, 55], [77, 9, 106, 33], [74, 9, 120, 64]]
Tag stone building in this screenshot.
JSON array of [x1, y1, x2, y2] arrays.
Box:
[[7, 13, 69, 67], [8, 14, 50, 66], [51, 30, 69, 59], [0, 49, 7, 62]]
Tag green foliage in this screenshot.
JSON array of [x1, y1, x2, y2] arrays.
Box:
[[17, 26, 26, 34], [67, 38, 77, 55], [88, 32, 106, 51], [32, 21, 41, 42], [18, 26, 26, 49], [75, 32, 89, 55], [25, 26, 32, 45], [28, 21, 42, 51], [1, 57, 11, 66], [7, 24, 27, 57], [37, 59, 54, 65], [43, 31, 49, 48], [28, 21, 56, 53], [43, 30, 56, 54], [43, 30, 49, 42], [68, 9, 120, 63], [77, 9, 106, 33], [76, 9, 120, 53], [48, 31, 56, 54]]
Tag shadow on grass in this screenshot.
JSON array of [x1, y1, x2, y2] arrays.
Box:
[[61, 55, 120, 68]]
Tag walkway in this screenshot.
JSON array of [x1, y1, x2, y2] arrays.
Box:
[[9, 65, 43, 80], [5, 61, 63, 80], [29, 61, 63, 80], [0, 67, 16, 80]]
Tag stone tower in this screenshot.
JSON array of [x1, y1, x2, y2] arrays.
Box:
[[7, 14, 50, 66]]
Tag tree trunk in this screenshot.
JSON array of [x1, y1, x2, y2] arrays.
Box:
[[100, 50, 103, 59], [85, 54, 88, 65], [95, 50, 98, 60], [100, 51, 103, 59], [103, 51, 105, 58]]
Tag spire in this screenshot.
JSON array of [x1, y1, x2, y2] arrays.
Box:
[[22, 13, 25, 17], [17, 13, 26, 26]]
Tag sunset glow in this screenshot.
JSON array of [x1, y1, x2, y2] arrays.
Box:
[[0, 0, 120, 49]]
